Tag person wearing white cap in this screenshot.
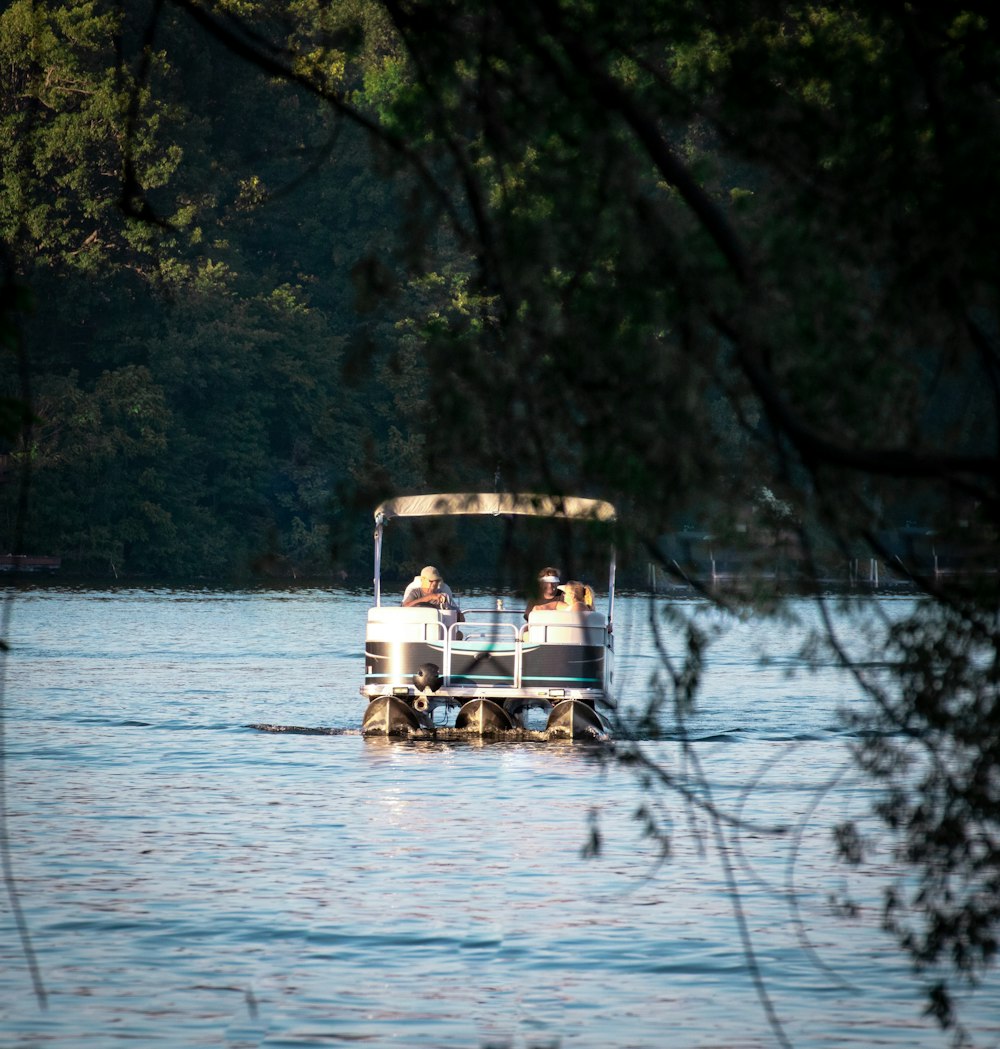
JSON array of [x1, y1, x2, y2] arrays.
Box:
[[523, 566, 562, 619], [402, 565, 459, 611]]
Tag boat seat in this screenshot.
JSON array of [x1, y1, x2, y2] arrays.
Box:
[[525, 609, 607, 645], [366, 605, 458, 642]]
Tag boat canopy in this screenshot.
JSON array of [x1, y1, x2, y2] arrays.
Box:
[[374, 492, 617, 524]]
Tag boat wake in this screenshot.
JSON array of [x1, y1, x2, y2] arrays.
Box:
[[247, 722, 607, 743], [247, 723, 853, 744], [248, 723, 358, 736]]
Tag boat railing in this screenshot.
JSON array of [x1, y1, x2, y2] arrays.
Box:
[[452, 607, 523, 645], [363, 602, 610, 694]]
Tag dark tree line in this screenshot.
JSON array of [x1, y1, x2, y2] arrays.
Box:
[[1, 1, 431, 578]]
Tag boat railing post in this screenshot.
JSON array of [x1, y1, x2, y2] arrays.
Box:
[[373, 517, 384, 606], [607, 546, 617, 635], [444, 617, 457, 683], [514, 623, 523, 689]]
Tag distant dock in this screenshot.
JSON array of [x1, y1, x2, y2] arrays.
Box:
[[0, 554, 62, 574]]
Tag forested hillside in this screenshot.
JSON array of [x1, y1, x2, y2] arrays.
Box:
[[3, 2, 996, 585], [0, 2, 445, 578]]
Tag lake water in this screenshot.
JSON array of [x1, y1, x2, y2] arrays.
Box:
[[2, 586, 997, 1048]]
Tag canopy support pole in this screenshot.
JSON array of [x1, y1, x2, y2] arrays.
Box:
[[373, 516, 384, 607]]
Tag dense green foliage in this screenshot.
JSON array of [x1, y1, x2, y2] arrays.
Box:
[[3, 0, 1000, 1035], [5, 2, 995, 582], [0, 0, 422, 577]]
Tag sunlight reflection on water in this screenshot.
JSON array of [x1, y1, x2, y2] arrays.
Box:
[[1, 588, 997, 1047]]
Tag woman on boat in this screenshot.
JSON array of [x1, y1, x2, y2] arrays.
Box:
[[555, 581, 588, 611]]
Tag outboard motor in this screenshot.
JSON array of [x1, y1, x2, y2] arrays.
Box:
[[413, 662, 442, 693]]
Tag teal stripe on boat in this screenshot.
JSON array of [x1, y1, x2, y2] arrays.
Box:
[[523, 676, 600, 684]]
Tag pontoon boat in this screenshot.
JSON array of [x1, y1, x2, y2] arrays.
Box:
[[360, 493, 617, 739]]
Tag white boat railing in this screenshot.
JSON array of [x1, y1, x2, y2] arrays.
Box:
[[365, 604, 611, 694]]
